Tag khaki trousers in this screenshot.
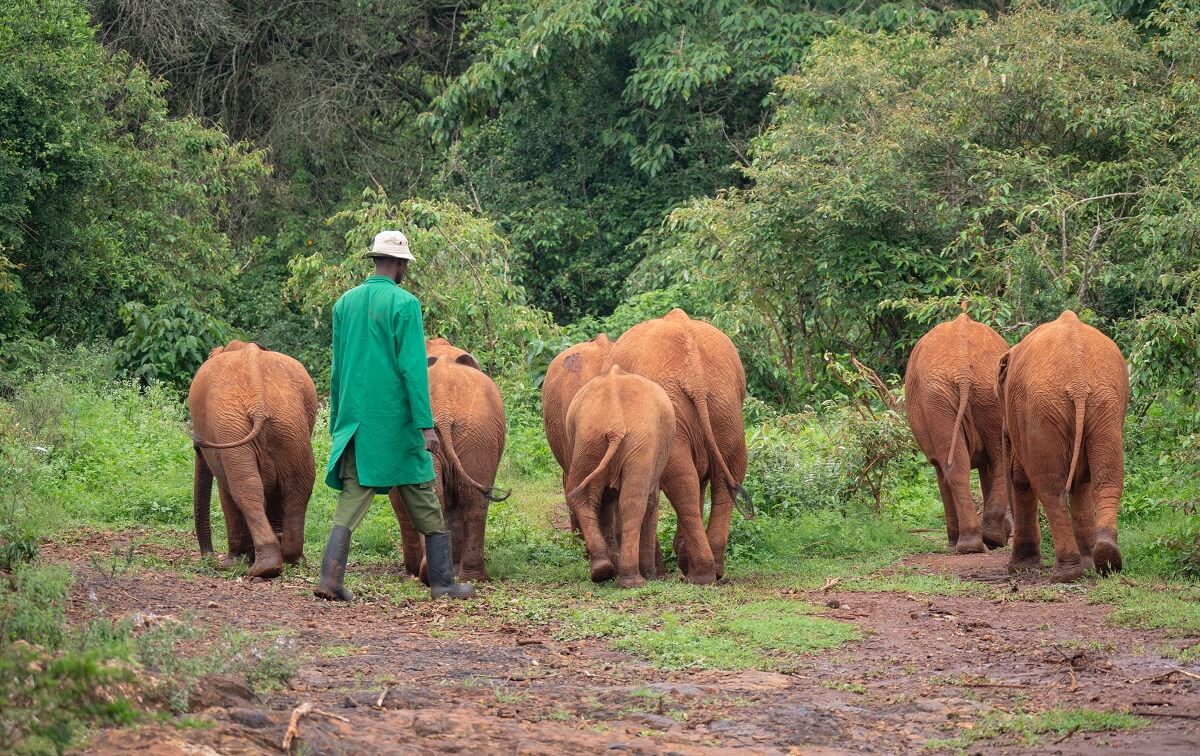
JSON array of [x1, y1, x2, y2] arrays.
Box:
[[332, 443, 445, 534]]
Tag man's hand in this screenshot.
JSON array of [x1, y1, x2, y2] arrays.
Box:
[[422, 428, 440, 455]]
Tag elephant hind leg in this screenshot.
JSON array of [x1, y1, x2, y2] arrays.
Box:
[[278, 463, 313, 565], [616, 483, 652, 589], [1087, 431, 1124, 575], [936, 455, 984, 554], [389, 488, 425, 581], [661, 445, 715, 585], [1069, 480, 1097, 574], [1008, 459, 1042, 574], [217, 481, 252, 567], [979, 462, 1011, 549], [639, 493, 661, 581], [1029, 477, 1085, 583], [222, 453, 282, 579]]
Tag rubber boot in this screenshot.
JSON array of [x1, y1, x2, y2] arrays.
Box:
[[314, 525, 354, 601], [425, 532, 475, 599]]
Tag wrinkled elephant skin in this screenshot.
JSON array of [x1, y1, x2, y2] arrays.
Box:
[[998, 311, 1129, 583], [905, 313, 1011, 554], [607, 309, 749, 585], [391, 338, 507, 584], [565, 366, 674, 588], [189, 341, 318, 579]]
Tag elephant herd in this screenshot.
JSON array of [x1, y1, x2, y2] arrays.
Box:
[[906, 310, 1129, 582], [187, 307, 1129, 590]]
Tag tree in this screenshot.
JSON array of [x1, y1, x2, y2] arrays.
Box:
[[0, 0, 266, 343], [632, 3, 1200, 407]]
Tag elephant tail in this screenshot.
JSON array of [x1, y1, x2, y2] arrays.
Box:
[[568, 431, 625, 500], [1064, 391, 1088, 495], [193, 447, 214, 556], [689, 387, 755, 519], [439, 423, 510, 502], [944, 379, 970, 473], [193, 413, 267, 449]]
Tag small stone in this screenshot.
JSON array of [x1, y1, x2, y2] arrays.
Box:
[[228, 708, 272, 729], [341, 695, 357, 708], [624, 712, 676, 730], [206, 601, 219, 609]]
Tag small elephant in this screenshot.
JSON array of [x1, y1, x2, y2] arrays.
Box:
[[189, 341, 318, 578], [608, 309, 752, 585], [905, 313, 1011, 553], [997, 310, 1129, 582], [565, 365, 674, 588], [390, 338, 508, 583], [542, 334, 615, 534]]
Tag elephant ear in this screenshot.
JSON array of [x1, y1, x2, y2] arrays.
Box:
[[455, 353, 482, 371], [995, 351, 1012, 404]]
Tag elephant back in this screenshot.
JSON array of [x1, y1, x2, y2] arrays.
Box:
[[542, 335, 613, 469]]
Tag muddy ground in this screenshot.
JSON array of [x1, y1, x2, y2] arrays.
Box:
[[45, 536, 1200, 755]]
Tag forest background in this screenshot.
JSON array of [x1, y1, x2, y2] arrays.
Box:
[[2, 1, 1200, 587]]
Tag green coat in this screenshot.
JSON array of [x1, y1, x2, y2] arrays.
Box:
[[325, 275, 435, 490]]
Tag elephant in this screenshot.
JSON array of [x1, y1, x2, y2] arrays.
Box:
[[607, 309, 752, 585], [565, 365, 675, 588], [905, 313, 1011, 553], [390, 338, 509, 583], [541, 334, 615, 536], [997, 310, 1129, 582], [189, 341, 318, 579]]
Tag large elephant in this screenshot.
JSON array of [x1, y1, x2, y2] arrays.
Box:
[[542, 334, 614, 536], [189, 341, 318, 578], [997, 310, 1129, 582], [905, 313, 1011, 553], [390, 338, 508, 583], [565, 365, 675, 588], [607, 309, 751, 585]]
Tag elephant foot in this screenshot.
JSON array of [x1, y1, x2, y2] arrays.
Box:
[[685, 567, 717, 586], [590, 558, 615, 583], [1008, 553, 1042, 575], [217, 553, 249, 570], [1081, 556, 1096, 574], [1093, 535, 1123, 575], [248, 543, 283, 579], [982, 523, 1010, 550], [954, 534, 986, 555], [618, 573, 647, 589], [314, 583, 354, 602], [459, 568, 491, 583], [1050, 561, 1086, 584]]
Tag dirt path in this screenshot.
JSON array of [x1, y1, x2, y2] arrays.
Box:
[[45, 537, 1200, 754]]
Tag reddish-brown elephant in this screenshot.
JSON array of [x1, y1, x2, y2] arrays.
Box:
[[541, 334, 617, 540], [189, 341, 318, 578], [997, 310, 1129, 582], [390, 338, 508, 583], [565, 365, 675, 587], [905, 313, 1011, 553], [608, 309, 751, 585]]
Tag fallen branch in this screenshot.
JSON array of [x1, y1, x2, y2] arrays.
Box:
[[1053, 646, 1079, 692], [282, 702, 349, 752], [376, 688, 390, 708], [820, 577, 841, 593]]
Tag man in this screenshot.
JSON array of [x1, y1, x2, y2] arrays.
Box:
[[314, 230, 475, 600]]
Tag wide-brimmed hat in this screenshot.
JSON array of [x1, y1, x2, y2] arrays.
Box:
[[367, 230, 414, 260]]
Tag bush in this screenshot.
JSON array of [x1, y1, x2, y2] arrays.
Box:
[[113, 301, 232, 389]]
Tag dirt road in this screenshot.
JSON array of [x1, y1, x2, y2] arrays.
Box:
[[46, 537, 1200, 754]]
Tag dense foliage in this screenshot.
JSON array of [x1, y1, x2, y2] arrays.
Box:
[[0, 0, 265, 350], [631, 2, 1200, 407]]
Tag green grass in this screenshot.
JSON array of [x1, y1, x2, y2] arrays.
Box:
[[843, 568, 995, 597], [1088, 578, 1200, 634], [926, 708, 1148, 751]]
